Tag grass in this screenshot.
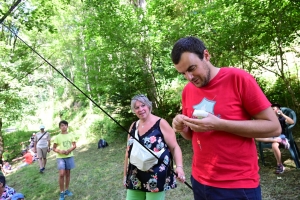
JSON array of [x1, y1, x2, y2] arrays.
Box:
[[6, 132, 300, 200]]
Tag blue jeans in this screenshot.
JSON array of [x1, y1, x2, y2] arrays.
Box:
[[191, 176, 261, 200]]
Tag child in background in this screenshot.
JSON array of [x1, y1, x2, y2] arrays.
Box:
[[2, 162, 14, 174]]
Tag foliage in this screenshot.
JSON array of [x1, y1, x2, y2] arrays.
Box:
[[195, 0, 300, 111], [3, 130, 35, 161], [0, 0, 299, 153], [258, 72, 300, 109], [89, 116, 127, 141], [0, 0, 60, 129]]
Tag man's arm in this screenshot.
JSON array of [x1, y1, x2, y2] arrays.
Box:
[[12, 156, 24, 162], [182, 107, 281, 138]]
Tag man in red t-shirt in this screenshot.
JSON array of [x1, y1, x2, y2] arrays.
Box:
[[171, 36, 281, 200], [12, 149, 33, 169]]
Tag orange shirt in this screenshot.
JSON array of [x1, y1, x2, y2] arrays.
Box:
[[24, 152, 33, 164]]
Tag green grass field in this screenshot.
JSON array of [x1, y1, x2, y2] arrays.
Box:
[[6, 134, 300, 200]]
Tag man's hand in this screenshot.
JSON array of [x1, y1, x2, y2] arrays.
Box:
[[172, 114, 187, 133], [182, 113, 219, 132]]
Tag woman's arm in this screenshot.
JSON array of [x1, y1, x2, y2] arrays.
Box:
[[160, 118, 186, 182], [123, 123, 134, 186], [279, 112, 295, 125]]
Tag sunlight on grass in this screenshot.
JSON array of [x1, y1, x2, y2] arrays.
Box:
[[6, 136, 194, 199]]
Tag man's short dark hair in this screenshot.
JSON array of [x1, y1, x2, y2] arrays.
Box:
[[59, 120, 68, 127], [171, 36, 207, 64]]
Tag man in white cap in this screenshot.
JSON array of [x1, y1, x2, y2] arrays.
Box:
[[34, 125, 51, 173]]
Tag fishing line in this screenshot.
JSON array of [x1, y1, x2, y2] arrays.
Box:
[[0, 22, 193, 190], [0, 0, 22, 24]]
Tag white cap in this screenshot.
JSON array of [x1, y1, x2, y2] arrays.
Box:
[[39, 125, 45, 129]]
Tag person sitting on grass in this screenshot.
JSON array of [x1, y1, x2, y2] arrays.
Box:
[[12, 150, 33, 169], [256, 103, 294, 174], [0, 175, 16, 200], [2, 162, 14, 175], [28, 148, 38, 162]]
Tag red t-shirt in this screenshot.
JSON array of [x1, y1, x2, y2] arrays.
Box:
[[182, 67, 270, 188], [24, 152, 33, 164]]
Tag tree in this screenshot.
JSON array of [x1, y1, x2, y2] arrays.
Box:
[[0, 0, 58, 158]]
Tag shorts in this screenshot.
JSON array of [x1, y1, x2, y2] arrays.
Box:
[[126, 189, 165, 200], [37, 147, 48, 158], [18, 163, 28, 168], [191, 175, 261, 200], [57, 157, 75, 170]]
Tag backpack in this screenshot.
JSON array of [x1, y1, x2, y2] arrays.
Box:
[[98, 139, 108, 149]]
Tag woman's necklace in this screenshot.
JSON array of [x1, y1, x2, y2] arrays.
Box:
[[140, 120, 149, 128]]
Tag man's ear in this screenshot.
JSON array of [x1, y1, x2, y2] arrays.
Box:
[[203, 49, 211, 61]]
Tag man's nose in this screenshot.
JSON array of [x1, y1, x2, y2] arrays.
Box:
[[185, 71, 194, 80]]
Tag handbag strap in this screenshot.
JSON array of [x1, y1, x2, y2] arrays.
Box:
[[135, 120, 140, 140], [37, 131, 47, 143]]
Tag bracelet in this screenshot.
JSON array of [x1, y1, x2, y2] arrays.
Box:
[[176, 165, 183, 169]]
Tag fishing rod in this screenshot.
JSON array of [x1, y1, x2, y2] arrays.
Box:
[[0, 0, 22, 24], [0, 21, 193, 190]]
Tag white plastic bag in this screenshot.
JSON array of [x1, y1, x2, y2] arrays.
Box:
[[130, 120, 165, 171]]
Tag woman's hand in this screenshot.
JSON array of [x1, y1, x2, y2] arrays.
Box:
[[123, 176, 127, 187], [175, 166, 186, 183]]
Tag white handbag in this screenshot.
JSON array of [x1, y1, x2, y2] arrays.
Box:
[[129, 120, 165, 171]]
